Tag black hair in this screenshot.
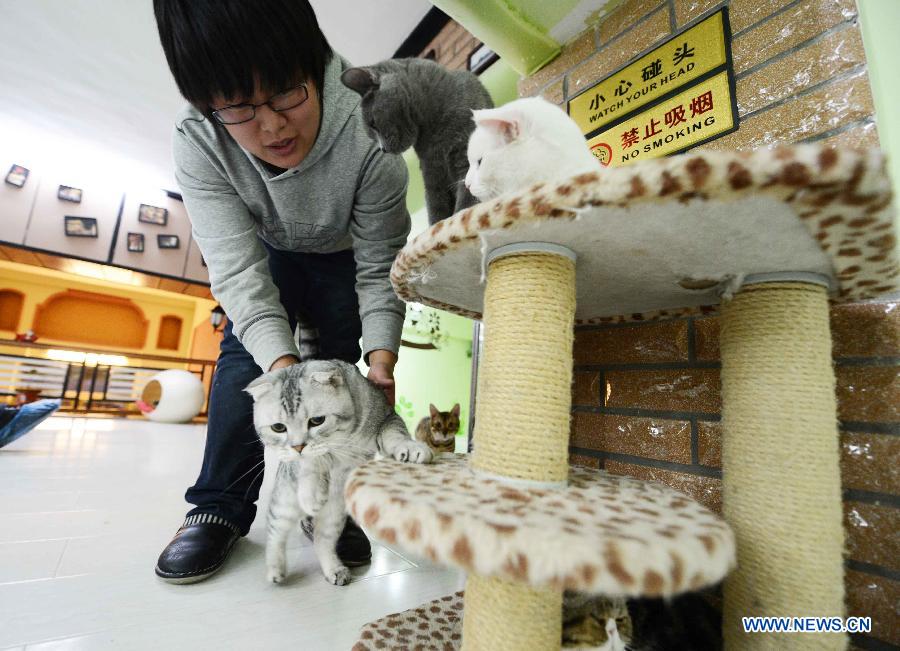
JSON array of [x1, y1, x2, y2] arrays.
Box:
[[153, 0, 332, 117]]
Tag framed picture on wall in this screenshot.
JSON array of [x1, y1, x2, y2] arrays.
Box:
[[467, 43, 498, 75], [157, 234, 180, 249], [138, 203, 168, 226], [58, 185, 83, 203], [126, 232, 145, 252], [64, 215, 98, 238], [4, 164, 29, 188]]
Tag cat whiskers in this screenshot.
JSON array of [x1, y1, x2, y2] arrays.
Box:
[[240, 423, 264, 446], [328, 441, 376, 455], [242, 464, 266, 502], [305, 441, 373, 463], [216, 455, 265, 498]]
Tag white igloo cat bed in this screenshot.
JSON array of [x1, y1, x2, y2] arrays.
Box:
[[137, 369, 205, 423], [347, 144, 898, 651]]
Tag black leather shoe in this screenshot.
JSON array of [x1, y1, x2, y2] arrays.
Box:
[[301, 516, 372, 567], [155, 516, 241, 584]]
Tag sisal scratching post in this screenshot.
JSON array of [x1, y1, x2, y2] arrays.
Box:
[[472, 248, 576, 482], [720, 280, 846, 650], [464, 245, 575, 650], [464, 574, 562, 651]]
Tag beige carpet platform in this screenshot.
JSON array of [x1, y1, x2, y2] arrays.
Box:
[[352, 592, 464, 651], [392, 145, 897, 323], [347, 455, 734, 596]]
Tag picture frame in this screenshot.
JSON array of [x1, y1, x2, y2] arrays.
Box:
[[64, 215, 98, 238], [4, 164, 29, 188], [126, 232, 145, 253], [157, 234, 180, 249], [138, 203, 168, 226], [58, 185, 83, 203], [467, 43, 498, 75]]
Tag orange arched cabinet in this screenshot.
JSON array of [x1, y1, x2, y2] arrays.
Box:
[[0, 289, 25, 331], [157, 314, 183, 351], [32, 289, 148, 349]]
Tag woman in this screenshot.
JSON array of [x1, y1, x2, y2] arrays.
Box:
[[153, 0, 409, 583]]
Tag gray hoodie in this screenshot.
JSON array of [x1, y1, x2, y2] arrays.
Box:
[[172, 54, 409, 373]]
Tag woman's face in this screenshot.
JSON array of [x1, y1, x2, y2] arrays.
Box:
[[212, 79, 321, 169]]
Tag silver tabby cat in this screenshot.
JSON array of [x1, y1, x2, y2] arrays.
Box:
[[245, 360, 432, 586]]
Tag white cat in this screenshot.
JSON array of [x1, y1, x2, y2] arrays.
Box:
[[465, 96, 600, 202]]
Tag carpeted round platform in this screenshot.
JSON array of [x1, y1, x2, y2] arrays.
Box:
[[346, 455, 735, 597], [391, 145, 897, 325], [352, 592, 464, 651]]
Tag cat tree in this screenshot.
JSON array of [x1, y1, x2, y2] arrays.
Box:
[[349, 144, 898, 651]]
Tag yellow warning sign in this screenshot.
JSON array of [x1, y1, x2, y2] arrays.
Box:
[[586, 70, 735, 167], [568, 10, 729, 136]]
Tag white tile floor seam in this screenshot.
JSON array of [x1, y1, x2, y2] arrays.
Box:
[[0, 417, 464, 650]]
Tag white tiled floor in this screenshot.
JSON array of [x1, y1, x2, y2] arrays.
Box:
[[0, 417, 465, 650]]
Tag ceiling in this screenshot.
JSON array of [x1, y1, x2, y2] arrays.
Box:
[[0, 0, 432, 192]]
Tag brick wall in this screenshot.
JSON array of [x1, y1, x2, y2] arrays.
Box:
[[418, 20, 481, 72], [569, 304, 898, 646], [520, 0, 876, 148], [517, 0, 897, 647]]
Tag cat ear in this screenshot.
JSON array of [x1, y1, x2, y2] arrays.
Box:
[[451, 403, 460, 417], [341, 67, 380, 96], [311, 370, 343, 387], [472, 108, 521, 143], [429, 403, 439, 417], [244, 374, 276, 401]]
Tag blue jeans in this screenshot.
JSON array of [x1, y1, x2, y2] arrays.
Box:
[[184, 246, 362, 534], [0, 399, 61, 448]]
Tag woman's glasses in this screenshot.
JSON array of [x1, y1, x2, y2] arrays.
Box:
[[212, 83, 309, 125]]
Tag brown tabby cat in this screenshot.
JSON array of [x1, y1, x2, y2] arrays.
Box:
[[414, 403, 460, 454], [563, 592, 632, 650], [562, 591, 723, 650]]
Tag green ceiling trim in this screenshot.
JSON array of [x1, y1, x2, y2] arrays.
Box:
[[512, 0, 578, 32], [430, 0, 561, 76]]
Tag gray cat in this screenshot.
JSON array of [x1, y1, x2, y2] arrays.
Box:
[[245, 360, 432, 586], [341, 58, 493, 225]]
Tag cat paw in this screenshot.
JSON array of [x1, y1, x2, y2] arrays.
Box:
[[313, 490, 328, 514], [392, 440, 433, 464], [299, 495, 323, 517], [298, 486, 328, 516], [324, 565, 351, 586], [267, 566, 287, 584]]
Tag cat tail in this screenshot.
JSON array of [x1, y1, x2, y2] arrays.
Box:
[[295, 312, 319, 361]]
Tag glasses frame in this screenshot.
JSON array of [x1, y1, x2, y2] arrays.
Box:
[[211, 83, 310, 125]]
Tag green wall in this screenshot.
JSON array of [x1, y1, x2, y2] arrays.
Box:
[[391, 58, 520, 442], [478, 58, 521, 106], [393, 313, 474, 440], [857, 0, 900, 241]]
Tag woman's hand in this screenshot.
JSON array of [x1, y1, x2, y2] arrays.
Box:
[[269, 355, 300, 371], [367, 349, 397, 406]]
